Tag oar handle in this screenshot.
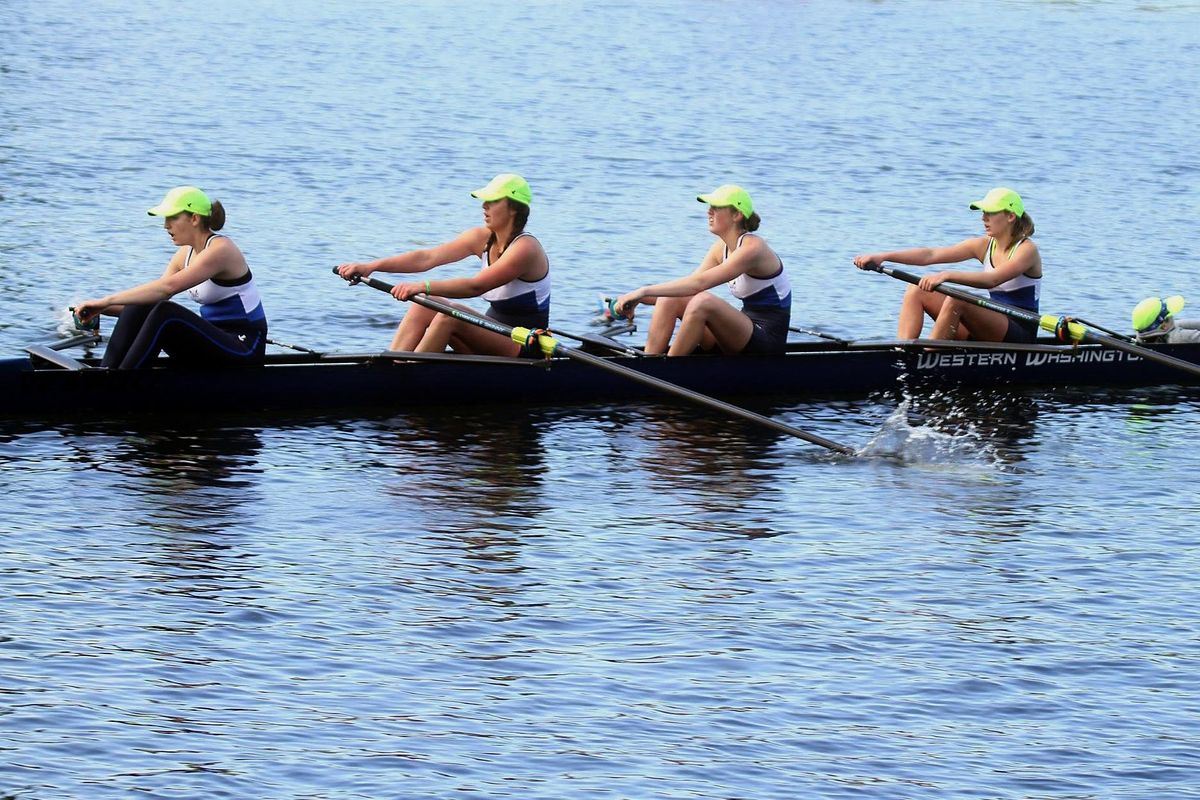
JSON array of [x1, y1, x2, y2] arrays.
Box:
[[68, 306, 101, 334]]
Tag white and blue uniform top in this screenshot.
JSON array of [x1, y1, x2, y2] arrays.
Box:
[[184, 234, 268, 328], [480, 231, 551, 323], [985, 238, 1039, 312], [725, 233, 791, 310]]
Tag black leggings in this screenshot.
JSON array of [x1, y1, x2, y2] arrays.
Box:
[[102, 301, 267, 369]]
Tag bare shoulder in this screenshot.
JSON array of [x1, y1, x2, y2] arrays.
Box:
[[459, 226, 492, 249], [205, 234, 243, 256], [963, 235, 991, 261], [507, 231, 546, 256], [700, 239, 725, 266]]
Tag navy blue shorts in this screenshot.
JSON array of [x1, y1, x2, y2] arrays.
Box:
[[486, 304, 550, 358], [1002, 316, 1039, 344], [741, 306, 791, 355]]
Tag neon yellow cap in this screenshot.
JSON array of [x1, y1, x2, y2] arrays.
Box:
[[470, 173, 531, 206], [147, 186, 212, 217], [1132, 295, 1185, 332], [697, 184, 754, 219], [969, 187, 1025, 217]]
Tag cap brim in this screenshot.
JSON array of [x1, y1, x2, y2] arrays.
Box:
[[1167, 295, 1186, 315], [147, 204, 178, 216]]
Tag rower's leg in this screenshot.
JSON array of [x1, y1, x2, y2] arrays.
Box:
[[669, 293, 753, 356], [898, 286, 946, 338], [413, 314, 520, 356], [417, 315, 520, 356], [644, 295, 693, 354], [928, 298, 974, 340], [101, 304, 154, 367], [946, 304, 1009, 342], [107, 301, 262, 369], [391, 304, 439, 351]]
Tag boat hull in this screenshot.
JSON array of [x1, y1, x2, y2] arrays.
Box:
[[2, 339, 1199, 418]]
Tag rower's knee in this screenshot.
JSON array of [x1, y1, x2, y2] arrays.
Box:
[[941, 298, 966, 317], [655, 295, 692, 317], [427, 313, 457, 334], [682, 292, 721, 319]]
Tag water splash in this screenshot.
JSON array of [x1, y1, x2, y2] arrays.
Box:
[[856, 399, 1001, 468]]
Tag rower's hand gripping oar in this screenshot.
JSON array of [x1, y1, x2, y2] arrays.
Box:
[[333, 267, 856, 455], [860, 262, 1200, 380]]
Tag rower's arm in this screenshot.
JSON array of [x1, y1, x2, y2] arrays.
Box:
[[623, 242, 737, 303], [338, 228, 484, 279], [87, 250, 187, 316], [855, 238, 982, 269], [939, 240, 1040, 289], [429, 235, 543, 299]]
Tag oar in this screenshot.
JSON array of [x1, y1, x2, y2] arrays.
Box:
[[47, 332, 101, 351], [861, 263, 1200, 379], [333, 268, 855, 455], [789, 326, 850, 344], [550, 325, 646, 357], [266, 337, 324, 355]]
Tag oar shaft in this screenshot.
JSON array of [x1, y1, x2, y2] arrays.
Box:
[[338, 269, 856, 454], [869, 264, 1200, 379], [560, 340, 854, 452]]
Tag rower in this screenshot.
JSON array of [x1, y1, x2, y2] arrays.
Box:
[[335, 174, 550, 357], [612, 184, 792, 356], [1132, 295, 1200, 343], [853, 187, 1042, 343], [73, 186, 268, 369]]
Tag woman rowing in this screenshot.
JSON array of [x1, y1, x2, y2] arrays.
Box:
[[335, 173, 550, 355], [613, 184, 791, 356], [73, 186, 268, 369], [853, 187, 1042, 342]]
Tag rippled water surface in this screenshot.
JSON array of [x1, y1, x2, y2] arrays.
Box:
[[2, 1, 1200, 798]]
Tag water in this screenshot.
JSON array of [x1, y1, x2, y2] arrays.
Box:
[[2, 1, 1200, 797]]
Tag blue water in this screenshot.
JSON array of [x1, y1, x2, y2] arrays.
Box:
[[2, 1, 1200, 797]]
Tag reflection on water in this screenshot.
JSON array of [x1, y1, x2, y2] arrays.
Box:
[[343, 409, 553, 612], [102, 424, 265, 532], [564, 402, 813, 539], [368, 408, 549, 520]]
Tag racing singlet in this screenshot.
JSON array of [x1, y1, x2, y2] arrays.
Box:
[[480, 231, 550, 327], [725, 233, 792, 309], [985, 238, 1039, 312], [184, 234, 268, 328]]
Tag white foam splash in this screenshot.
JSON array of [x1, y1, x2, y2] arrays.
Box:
[[856, 400, 1000, 469]]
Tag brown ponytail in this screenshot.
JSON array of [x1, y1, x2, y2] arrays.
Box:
[[742, 211, 761, 232], [207, 200, 226, 231], [1013, 212, 1034, 239]]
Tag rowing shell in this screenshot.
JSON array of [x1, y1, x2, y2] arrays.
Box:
[[2, 336, 1198, 419]]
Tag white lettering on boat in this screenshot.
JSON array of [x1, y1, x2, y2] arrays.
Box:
[[915, 348, 1139, 371], [1023, 349, 1133, 367], [916, 352, 1019, 370]]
